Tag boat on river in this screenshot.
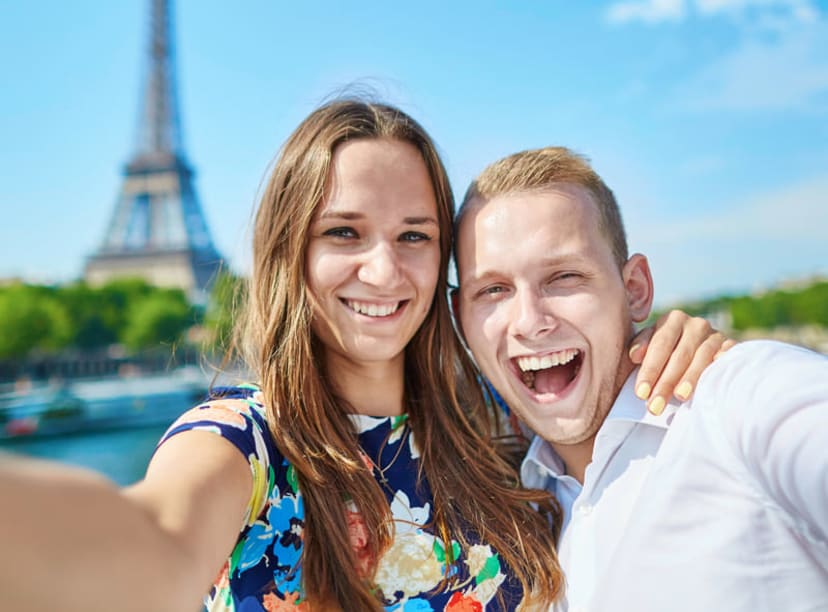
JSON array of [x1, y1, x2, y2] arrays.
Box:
[[0, 368, 209, 440]]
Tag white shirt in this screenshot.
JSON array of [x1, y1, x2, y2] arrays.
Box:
[[521, 340, 828, 612]]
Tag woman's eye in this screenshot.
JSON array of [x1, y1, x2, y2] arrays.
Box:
[[399, 231, 431, 243], [323, 227, 357, 239]]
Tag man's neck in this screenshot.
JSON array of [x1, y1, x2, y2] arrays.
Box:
[[551, 358, 636, 484], [552, 438, 596, 484]]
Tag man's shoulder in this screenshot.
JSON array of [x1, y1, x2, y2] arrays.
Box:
[[689, 339, 827, 450], [696, 339, 824, 395], [715, 338, 820, 362]]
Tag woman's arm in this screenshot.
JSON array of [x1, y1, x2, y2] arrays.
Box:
[[629, 309, 736, 414], [0, 430, 251, 612]]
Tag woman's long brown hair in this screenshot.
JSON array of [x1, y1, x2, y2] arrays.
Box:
[[233, 98, 563, 609]]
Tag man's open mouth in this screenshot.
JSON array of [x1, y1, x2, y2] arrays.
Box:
[[514, 348, 582, 394]]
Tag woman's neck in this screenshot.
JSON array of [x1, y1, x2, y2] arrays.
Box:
[[325, 351, 406, 416]]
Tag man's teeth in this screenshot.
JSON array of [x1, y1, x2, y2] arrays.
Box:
[[517, 349, 578, 372], [346, 300, 400, 317]]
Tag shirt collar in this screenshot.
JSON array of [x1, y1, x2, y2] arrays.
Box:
[[520, 369, 678, 488], [603, 369, 680, 429], [521, 433, 566, 489]]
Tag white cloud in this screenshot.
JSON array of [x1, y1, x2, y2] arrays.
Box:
[[630, 174, 828, 304], [747, 179, 828, 240], [605, 0, 821, 25], [606, 0, 828, 111], [668, 175, 828, 241], [696, 0, 819, 23], [674, 23, 828, 111], [607, 0, 687, 24]]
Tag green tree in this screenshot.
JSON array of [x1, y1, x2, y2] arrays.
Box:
[[100, 278, 156, 333], [59, 282, 119, 348], [790, 282, 828, 326], [0, 284, 72, 358], [121, 289, 194, 352], [202, 270, 244, 351]]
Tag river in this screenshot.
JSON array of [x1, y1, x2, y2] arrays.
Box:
[[0, 422, 171, 484], [0, 369, 211, 484]]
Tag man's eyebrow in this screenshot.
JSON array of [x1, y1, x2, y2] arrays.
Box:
[[459, 269, 500, 287]]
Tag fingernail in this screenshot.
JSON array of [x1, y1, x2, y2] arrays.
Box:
[[675, 381, 693, 401], [628, 344, 641, 359], [649, 396, 666, 416], [635, 382, 651, 400]]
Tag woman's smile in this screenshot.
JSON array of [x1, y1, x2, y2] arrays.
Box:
[[342, 298, 407, 318]]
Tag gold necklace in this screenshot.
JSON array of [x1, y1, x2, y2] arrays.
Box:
[[364, 422, 410, 489]]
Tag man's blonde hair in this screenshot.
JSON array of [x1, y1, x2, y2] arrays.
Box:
[[456, 146, 628, 268]]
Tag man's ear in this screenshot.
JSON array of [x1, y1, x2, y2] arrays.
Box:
[[622, 253, 654, 323]]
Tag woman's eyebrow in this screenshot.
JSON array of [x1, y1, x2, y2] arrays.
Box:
[[317, 211, 364, 221], [315, 213, 437, 225], [403, 216, 438, 226]]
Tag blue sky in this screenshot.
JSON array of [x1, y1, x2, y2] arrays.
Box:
[[2, 0, 827, 307]]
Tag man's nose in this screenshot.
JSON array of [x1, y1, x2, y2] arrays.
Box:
[[357, 242, 405, 289], [508, 287, 557, 340]]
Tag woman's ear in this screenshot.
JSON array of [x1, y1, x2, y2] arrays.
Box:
[[622, 253, 654, 323]]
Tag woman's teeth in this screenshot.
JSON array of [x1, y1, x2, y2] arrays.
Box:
[[346, 300, 400, 317]]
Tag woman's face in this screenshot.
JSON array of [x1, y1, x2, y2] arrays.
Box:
[[306, 138, 441, 370]]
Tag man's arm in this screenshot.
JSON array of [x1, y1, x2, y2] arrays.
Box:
[[707, 340, 828, 544]]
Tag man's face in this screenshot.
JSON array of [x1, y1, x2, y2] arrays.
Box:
[[456, 185, 651, 446]]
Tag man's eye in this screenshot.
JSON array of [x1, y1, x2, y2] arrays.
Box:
[[399, 231, 431, 243], [554, 272, 582, 282], [482, 285, 507, 296], [323, 227, 357, 239]]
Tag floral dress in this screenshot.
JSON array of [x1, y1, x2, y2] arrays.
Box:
[[159, 384, 527, 611]]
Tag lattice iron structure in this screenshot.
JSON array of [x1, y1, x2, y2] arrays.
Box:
[[85, 0, 223, 302]]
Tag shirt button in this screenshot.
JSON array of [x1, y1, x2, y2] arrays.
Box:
[[576, 504, 593, 517]]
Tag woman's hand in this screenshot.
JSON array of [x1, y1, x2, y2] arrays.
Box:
[[629, 310, 736, 415]]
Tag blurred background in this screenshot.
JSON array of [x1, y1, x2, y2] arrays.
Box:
[[2, 0, 826, 483]]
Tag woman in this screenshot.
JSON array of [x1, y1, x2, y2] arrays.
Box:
[[0, 99, 728, 612]]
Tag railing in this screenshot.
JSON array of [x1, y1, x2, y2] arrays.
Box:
[[0, 347, 204, 389]]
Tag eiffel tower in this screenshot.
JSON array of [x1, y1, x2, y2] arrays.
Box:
[[84, 0, 222, 302]]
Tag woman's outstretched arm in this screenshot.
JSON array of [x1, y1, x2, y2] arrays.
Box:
[[0, 430, 251, 612]]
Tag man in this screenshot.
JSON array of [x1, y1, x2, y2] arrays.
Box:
[[453, 147, 828, 611]]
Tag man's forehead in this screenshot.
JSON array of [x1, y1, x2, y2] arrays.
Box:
[[459, 185, 599, 237], [456, 187, 609, 281], [460, 183, 596, 224]]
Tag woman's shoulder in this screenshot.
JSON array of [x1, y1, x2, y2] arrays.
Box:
[[170, 383, 267, 427], [158, 383, 279, 464]]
